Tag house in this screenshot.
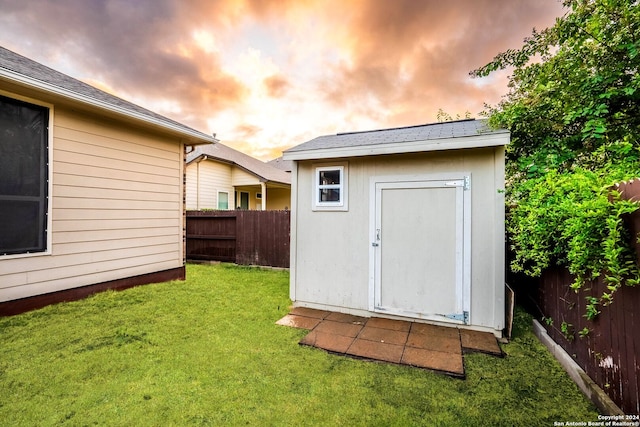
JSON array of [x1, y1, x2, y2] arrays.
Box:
[[0, 46, 215, 315], [282, 120, 509, 337], [267, 156, 293, 173], [186, 143, 291, 211]]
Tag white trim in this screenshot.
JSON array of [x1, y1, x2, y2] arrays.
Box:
[[283, 133, 509, 161], [0, 89, 53, 259], [289, 162, 298, 301], [0, 68, 215, 144], [492, 146, 506, 329], [312, 162, 349, 211]]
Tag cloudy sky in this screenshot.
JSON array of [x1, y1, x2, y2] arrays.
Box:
[[0, 0, 565, 160]]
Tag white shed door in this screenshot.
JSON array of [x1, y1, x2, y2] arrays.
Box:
[[371, 177, 470, 324]]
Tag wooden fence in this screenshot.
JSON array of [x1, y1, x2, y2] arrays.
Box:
[[521, 179, 640, 414], [186, 210, 290, 268]]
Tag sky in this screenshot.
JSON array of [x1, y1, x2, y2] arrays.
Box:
[[0, 0, 566, 161]]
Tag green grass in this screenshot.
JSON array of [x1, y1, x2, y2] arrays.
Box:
[[1, 263, 597, 426]]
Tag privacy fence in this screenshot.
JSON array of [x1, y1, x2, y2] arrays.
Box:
[[521, 179, 640, 414], [186, 210, 290, 268]]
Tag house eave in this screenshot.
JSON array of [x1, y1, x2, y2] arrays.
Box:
[[282, 132, 509, 161], [0, 68, 215, 145]]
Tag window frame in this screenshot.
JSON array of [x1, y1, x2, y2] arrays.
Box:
[[313, 162, 348, 211], [217, 191, 229, 210], [0, 90, 53, 259]]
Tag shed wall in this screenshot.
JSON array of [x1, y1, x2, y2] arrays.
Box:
[[0, 106, 185, 302], [291, 147, 505, 332]]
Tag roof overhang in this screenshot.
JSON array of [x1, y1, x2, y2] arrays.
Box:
[[0, 68, 215, 145], [283, 131, 509, 161]]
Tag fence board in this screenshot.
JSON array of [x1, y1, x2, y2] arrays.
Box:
[[186, 210, 290, 268], [526, 179, 640, 414]]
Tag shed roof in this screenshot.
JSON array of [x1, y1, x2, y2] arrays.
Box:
[[187, 142, 291, 185], [283, 119, 509, 161], [0, 46, 214, 145]]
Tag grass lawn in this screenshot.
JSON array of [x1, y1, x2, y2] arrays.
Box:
[[1, 263, 598, 426]]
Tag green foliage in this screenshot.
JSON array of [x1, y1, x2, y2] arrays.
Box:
[[436, 108, 472, 122], [472, 0, 640, 318]]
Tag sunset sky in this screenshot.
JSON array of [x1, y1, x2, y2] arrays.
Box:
[[0, 0, 566, 160]]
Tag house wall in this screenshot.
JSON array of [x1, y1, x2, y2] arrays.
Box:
[[185, 159, 233, 210], [231, 167, 259, 187], [266, 187, 291, 210], [0, 104, 185, 303], [291, 147, 505, 333]]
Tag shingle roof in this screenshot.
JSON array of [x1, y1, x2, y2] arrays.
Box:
[[267, 156, 293, 173], [285, 119, 507, 155], [0, 46, 214, 144], [187, 142, 291, 185]]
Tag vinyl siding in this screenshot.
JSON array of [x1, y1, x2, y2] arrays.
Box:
[[0, 106, 185, 302], [185, 160, 233, 210], [231, 167, 259, 186]]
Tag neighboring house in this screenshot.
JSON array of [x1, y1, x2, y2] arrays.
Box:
[[186, 143, 291, 211], [0, 46, 215, 315], [267, 156, 293, 173], [283, 120, 509, 337]]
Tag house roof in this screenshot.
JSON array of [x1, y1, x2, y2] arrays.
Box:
[[0, 46, 215, 145], [267, 156, 293, 173], [283, 119, 509, 161], [187, 142, 291, 185]]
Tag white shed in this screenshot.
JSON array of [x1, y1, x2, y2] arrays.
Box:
[[282, 120, 509, 337]]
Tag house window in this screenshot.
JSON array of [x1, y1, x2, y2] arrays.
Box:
[[0, 94, 50, 256], [313, 164, 348, 211], [218, 191, 229, 210]]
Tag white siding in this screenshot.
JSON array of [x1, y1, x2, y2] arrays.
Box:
[[186, 164, 198, 210], [0, 107, 185, 302], [185, 160, 233, 210], [231, 167, 259, 186]]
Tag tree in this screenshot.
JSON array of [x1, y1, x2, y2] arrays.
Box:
[[472, 0, 640, 319]]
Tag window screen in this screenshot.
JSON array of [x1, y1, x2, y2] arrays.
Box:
[[0, 95, 49, 255]]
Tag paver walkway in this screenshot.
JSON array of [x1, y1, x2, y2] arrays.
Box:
[[277, 307, 503, 378]]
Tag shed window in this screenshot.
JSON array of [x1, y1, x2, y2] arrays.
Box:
[[314, 164, 348, 211], [218, 191, 229, 210], [0, 95, 49, 256]]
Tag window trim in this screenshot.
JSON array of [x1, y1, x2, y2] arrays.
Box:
[[0, 89, 54, 259], [313, 162, 348, 211]]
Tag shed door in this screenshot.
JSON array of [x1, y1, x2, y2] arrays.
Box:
[[371, 177, 470, 324]]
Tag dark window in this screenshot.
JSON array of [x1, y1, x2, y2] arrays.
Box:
[[0, 95, 49, 255]]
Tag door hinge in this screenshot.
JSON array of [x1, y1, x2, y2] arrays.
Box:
[[445, 311, 469, 324], [464, 176, 470, 191]]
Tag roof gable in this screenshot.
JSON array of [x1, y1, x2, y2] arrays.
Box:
[[0, 46, 214, 144], [187, 142, 291, 185], [283, 119, 509, 161]]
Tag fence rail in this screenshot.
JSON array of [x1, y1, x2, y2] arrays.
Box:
[[186, 210, 290, 268], [525, 178, 640, 414]]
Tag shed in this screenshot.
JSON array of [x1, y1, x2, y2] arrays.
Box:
[[282, 119, 509, 336], [0, 46, 214, 315]]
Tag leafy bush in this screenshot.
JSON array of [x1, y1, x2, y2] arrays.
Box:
[[473, 0, 640, 319]]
